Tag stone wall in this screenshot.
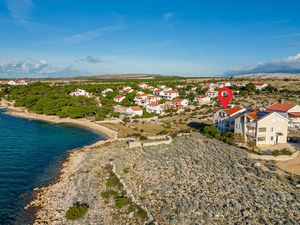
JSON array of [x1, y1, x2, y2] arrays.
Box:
[[248, 151, 299, 161]]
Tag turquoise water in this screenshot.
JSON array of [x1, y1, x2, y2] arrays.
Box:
[[0, 109, 105, 224]]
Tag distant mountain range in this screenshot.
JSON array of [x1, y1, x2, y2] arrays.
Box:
[[233, 73, 300, 80]]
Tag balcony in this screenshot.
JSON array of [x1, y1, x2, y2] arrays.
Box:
[[246, 132, 256, 137], [246, 122, 256, 128]]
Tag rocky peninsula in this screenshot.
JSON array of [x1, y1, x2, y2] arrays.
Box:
[[27, 136, 300, 224]]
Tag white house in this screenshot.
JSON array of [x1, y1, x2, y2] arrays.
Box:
[[114, 95, 126, 103], [213, 106, 246, 133], [194, 96, 211, 104], [235, 110, 289, 145], [70, 89, 91, 97], [146, 103, 164, 114], [267, 103, 300, 129], [160, 90, 179, 100], [153, 89, 162, 95], [8, 80, 28, 86], [125, 106, 143, 117], [176, 84, 189, 89], [207, 90, 218, 98], [134, 94, 160, 106], [122, 86, 134, 93], [172, 98, 189, 108], [138, 83, 148, 89], [102, 88, 113, 95], [254, 82, 268, 91]]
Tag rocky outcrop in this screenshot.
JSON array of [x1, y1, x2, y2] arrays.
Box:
[[29, 137, 300, 224]]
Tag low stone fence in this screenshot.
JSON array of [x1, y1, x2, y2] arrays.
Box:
[[127, 136, 172, 149], [128, 141, 142, 149], [248, 151, 299, 161], [142, 137, 172, 147]]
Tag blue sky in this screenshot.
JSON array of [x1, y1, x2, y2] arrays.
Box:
[[1, 0, 300, 77]]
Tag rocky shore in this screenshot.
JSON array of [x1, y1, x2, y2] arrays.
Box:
[[27, 136, 300, 224]]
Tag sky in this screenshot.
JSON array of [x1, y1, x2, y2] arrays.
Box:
[[1, 0, 300, 78]]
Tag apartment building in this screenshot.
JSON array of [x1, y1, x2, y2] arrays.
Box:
[[267, 103, 300, 129], [213, 106, 246, 133], [235, 110, 289, 145]]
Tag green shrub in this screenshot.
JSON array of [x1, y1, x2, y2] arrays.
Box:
[[65, 202, 89, 220], [272, 148, 293, 156], [123, 167, 130, 173], [106, 173, 123, 188], [140, 135, 148, 140], [101, 189, 118, 199], [115, 196, 131, 208]]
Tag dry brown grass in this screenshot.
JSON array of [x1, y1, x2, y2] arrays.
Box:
[[102, 123, 139, 138], [128, 122, 165, 135]]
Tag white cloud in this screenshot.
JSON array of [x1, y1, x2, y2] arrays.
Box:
[[63, 25, 123, 43], [76, 56, 104, 64], [0, 59, 81, 78], [163, 12, 174, 21], [229, 53, 300, 75], [5, 0, 34, 23], [163, 12, 175, 26]]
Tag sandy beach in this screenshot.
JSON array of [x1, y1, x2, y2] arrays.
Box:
[[0, 100, 117, 139]]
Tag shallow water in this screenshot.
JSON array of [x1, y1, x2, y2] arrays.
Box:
[[0, 109, 105, 224]]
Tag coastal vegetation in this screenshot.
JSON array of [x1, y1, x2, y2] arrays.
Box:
[[65, 202, 89, 220], [101, 164, 149, 221]]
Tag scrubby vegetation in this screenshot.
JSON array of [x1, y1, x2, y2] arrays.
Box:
[[271, 148, 293, 156], [101, 164, 149, 221], [65, 202, 89, 220]]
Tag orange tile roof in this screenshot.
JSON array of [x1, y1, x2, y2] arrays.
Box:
[[267, 103, 295, 112], [130, 106, 142, 111], [148, 103, 160, 106], [173, 98, 184, 102], [288, 112, 300, 117], [164, 90, 179, 93], [115, 95, 124, 99], [223, 106, 244, 116]]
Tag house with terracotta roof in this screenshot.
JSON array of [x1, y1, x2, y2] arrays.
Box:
[[267, 103, 300, 129], [8, 80, 28, 86], [134, 94, 160, 106], [213, 106, 246, 133], [235, 110, 289, 145], [254, 82, 268, 90], [146, 103, 164, 114], [125, 106, 143, 117], [121, 86, 134, 93], [160, 90, 179, 100], [114, 95, 126, 103], [172, 98, 188, 108]]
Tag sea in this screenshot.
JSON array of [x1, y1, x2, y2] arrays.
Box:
[[0, 109, 105, 224]]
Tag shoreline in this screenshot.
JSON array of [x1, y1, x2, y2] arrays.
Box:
[[0, 101, 117, 140], [0, 101, 118, 223], [26, 139, 114, 224]]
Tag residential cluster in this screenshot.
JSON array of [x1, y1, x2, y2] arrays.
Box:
[[0, 80, 28, 86], [65, 80, 271, 119], [214, 103, 300, 145]]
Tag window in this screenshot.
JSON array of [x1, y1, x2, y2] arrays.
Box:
[[270, 127, 274, 132], [258, 127, 266, 132], [270, 136, 274, 141], [257, 137, 266, 142]]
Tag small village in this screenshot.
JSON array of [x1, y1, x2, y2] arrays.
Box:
[[1, 78, 300, 157]]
